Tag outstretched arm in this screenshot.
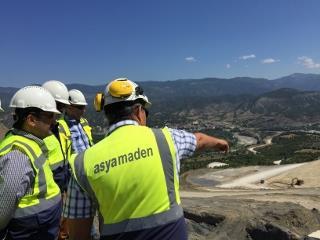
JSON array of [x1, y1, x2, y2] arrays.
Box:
[[194, 132, 229, 153]]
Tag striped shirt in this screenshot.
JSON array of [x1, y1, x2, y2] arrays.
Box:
[[68, 119, 91, 153], [63, 118, 94, 218]]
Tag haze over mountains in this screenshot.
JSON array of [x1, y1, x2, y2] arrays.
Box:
[[2, 73, 320, 129]]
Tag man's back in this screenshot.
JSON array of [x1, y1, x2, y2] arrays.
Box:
[[70, 124, 185, 239]]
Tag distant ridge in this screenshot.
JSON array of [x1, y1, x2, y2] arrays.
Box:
[[1, 73, 320, 129], [1, 73, 320, 99]]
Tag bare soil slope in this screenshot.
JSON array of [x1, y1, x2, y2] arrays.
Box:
[[182, 160, 320, 239], [267, 159, 320, 188]]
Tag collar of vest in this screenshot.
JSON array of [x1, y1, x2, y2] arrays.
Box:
[[11, 128, 44, 145], [107, 120, 139, 136]]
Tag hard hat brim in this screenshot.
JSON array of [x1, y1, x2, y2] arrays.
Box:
[[56, 98, 71, 105], [51, 109, 61, 114]]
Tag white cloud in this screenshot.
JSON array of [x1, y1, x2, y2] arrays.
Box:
[[298, 56, 320, 69], [239, 54, 256, 60], [261, 58, 280, 64], [226, 64, 231, 69], [185, 56, 197, 62]]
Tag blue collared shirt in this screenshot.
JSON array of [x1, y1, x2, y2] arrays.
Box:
[[63, 117, 94, 219], [68, 119, 91, 154]]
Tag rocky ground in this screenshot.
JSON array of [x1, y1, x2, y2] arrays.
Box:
[[181, 160, 320, 240], [1, 122, 319, 239], [184, 198, 320, 240]]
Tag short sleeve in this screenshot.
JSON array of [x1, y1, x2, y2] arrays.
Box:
[[168, 128, 196, 173]]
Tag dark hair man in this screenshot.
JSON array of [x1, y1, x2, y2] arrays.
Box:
[[0, 86, 62, 239], [42, 80, 72, 192], [62, 89, 95, 240]]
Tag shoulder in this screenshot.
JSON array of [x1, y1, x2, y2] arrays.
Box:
[[80, 118, 89, 124], [1, 149, 34, 175], [168, 128, 196, 143], [1, 149, 30, 164], [58, 118, 70, 133], [166, 128, 197, 158]]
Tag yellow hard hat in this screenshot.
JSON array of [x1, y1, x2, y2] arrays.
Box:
[[94, 78, 151, 112]]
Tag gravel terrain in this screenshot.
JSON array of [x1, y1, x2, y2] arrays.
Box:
[[181, 160, 320, 239]]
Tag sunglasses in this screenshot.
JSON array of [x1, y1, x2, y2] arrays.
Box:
[[30, 111, 54, 119], [71, 105, 86, 110]]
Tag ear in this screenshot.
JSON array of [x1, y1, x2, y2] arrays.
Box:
[[25, 114, 38, 128], [131, 105, 144, 125]]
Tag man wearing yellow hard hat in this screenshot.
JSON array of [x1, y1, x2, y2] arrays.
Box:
[[67, 78, 229, 240]]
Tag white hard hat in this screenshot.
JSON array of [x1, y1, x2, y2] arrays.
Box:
[[42, 80, 70, 105], [0, 99, 3, 112], [68, 89, 87, 106], [10, 86, 60, 114], [103, 78, 151, 108]]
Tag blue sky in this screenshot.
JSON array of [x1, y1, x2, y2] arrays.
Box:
[[1, 0, 320, 87]]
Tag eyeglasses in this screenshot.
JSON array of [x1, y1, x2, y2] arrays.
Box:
[[30, 111, 54, 118], [71, 105, 86, 110], [30, 112, 55, 122]]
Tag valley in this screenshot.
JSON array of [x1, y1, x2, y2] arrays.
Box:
[[2, 74, 320, 239]]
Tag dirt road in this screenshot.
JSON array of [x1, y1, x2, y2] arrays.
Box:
[[247, 132, 281, 154], [217, 163, 305, 188], [182, 160, 320, 210]]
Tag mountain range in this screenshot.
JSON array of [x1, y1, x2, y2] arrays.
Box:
[[2, 73, 320, 130]]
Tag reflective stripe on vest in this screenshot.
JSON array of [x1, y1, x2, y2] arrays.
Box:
[[70, 126, 183, 236], [80, 118, 94, 146], [0, 134, 61, 218], [57, 119, 72, 161]]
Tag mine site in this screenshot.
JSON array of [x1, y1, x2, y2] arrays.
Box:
[[2, 2, 320, 240], [180, 133, 320, 240]]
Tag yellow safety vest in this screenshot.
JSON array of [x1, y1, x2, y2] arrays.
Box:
[[69, 125, 183, 236], [43, 134, 66, 170], [0, 132, 61, 218], [80, 118, 94, 146], [58, 117, 93, 161]]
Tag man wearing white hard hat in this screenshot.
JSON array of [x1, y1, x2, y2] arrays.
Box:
[[42, 80, 73, 240], [60, 89, 95, 240], [42, 80, 72, 191], [67, 78, 229, 240], [0, 86, 62, 239]]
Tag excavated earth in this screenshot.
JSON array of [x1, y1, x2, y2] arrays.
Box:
[[1, 123, 319, 239], [181, 160, 320, 240], [183, 197, 320, 240]]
